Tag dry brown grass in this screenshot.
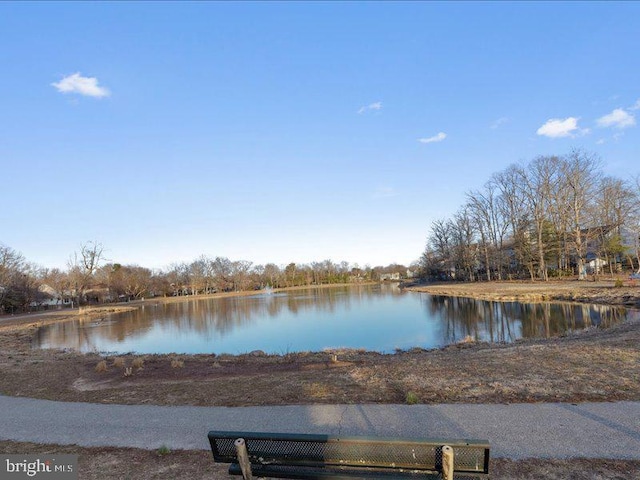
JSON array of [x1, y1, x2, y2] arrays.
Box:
[[112, 357, 126, 368], [171, 358, 184, 369], [132, 357, 144, 370], [94, 360, 107, 373]]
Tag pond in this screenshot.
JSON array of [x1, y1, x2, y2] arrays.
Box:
[[33, 284, 638, 355]]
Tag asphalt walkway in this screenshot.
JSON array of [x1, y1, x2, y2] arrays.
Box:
[[2, 395, 640, 459]]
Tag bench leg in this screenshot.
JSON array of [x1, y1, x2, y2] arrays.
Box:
[[234, 438, 253, 480], [442, 445, 454, 480]]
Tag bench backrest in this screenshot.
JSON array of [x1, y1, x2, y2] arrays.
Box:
[[209, 431, 490, 475]]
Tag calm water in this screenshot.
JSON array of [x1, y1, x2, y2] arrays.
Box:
[[33, 284, 637, 354]]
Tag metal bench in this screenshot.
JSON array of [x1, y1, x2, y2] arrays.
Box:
[[209, 430, 490, 480]]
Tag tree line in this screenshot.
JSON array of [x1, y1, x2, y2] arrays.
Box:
[[420, 149, 640, 282], [0, 241, 411, 314]]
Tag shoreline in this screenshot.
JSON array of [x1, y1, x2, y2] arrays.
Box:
[[0, 282, 378, 329], [0, 280, 639, 407], [405, 279, 640, 308]]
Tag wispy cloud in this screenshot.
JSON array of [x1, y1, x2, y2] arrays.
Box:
[[358, 101, 382, 114], [597, 108, 635, 129], [52, 72, 110, 98], [372, 186, 398, 199], [536, 117, 588, 138], [418, 132, 447, 144], [490, 117, 509, 129], [629, 99, 640, 111]]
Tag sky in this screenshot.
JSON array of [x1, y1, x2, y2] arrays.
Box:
[[1, 2, 639, 271]]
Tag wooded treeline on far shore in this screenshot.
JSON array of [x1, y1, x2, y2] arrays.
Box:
[[420, 149, 640, 282], [0, 241, 414, 314]]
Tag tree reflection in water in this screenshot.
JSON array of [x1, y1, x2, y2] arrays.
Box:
[[425, 295, 629, 344]]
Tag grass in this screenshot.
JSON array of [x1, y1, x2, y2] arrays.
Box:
[[156, 445, 171, 456], [405, 391, 419, 405]]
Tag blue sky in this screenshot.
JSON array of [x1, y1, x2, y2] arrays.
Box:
[[1, 2, 638, 270]]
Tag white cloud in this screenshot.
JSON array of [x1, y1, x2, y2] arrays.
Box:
[[596, 138, 605, 145], [490, 117, 509, 129], [629, 99, 640, 111], [596, 108, 635, 129], [536, 117, 586, 138], [418, 132, 447, 144], [358, 101, 382, 114], [52, 72, 110, 98]]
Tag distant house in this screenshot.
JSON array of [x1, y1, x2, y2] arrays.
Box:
[[29, 284, 72, 308], [379, 272, 401, 281], [586, 254, 607, 274], [584, 225, 639, 273]]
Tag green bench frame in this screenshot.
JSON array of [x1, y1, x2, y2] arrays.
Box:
[[209, 430, 490, 479]]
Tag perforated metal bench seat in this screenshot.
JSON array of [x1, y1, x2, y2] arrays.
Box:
[[208, 430, 490, 479]]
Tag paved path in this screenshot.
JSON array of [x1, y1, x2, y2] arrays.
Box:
[[1, 395, 639, 459]]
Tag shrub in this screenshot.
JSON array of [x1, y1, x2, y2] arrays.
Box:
[[95, 360, 108, 373], [157, 445, 171, 456], [113, 357, 126, 368], [614, 278, 624, 288], [171, 359, 184, 369], [132, 358, 145, 370]]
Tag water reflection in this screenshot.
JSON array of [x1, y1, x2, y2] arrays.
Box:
[[33, 285, 636, 354], [426, 295, 631, 344]]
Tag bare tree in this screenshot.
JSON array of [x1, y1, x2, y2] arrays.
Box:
[[428, 219, 455, 279], [0, 244, 23, 309], [628, 175, 640, 272], [519, 156, 562, 281], [0, 244, 26, 313], [594, 176, 638, 274], [189, 256, 210, 295], [231, 260, 254, 291], [121, 265, 152, 299], [42, 267, 74, 306], [560, 150, 602, 280], [450, 207, 478, 281], [466, 181, 509, 280], [493, 165, 531, 278], [67, 241, 105, 305], [261, 263, 282, 288], [211, 256, 234, 292]]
